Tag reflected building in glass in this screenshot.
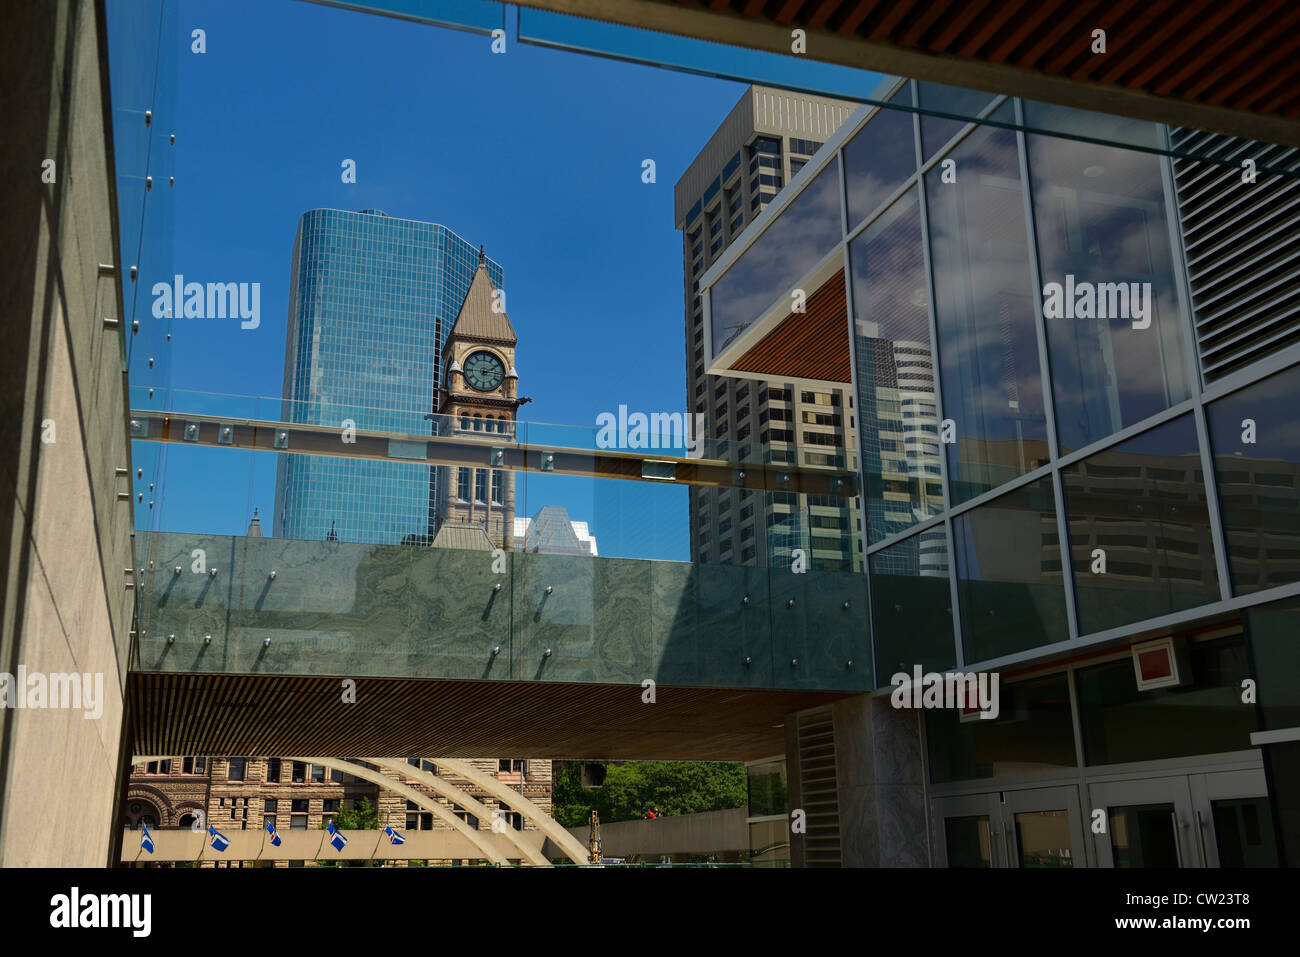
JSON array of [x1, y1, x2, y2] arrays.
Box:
[[675, 86, 863, 572], [702, 75, 1300, 868], [274, 208, 504, 545]]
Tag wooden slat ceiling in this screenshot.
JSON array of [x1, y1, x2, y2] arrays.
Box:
[[511, 0, 1300, 146], [714, 0, 1300, 121], [732, 268, 850, 382], [128, 672, 850, 761]]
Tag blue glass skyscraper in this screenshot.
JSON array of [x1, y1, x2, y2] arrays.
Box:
[[274, 208, 504, 544]]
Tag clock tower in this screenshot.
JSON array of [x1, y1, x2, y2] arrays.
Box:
[[433, 248, 521, 550]]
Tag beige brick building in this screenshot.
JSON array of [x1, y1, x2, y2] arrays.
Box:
[[125, 757, 553, 867]]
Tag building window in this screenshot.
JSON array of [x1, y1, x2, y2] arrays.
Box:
[[266, 758, 280, 783], [291, 761, 306, 783], [291, 799, 309, 813], [311, 764, 326, 783], [491, 470, 503, 505], [1027, 132, 1190, 454], [227, 758, 246, 782], [498, 759, 525, 773], [290, 815, 307, 830], [265, 799, 278, 813], [457, 468, 470, 502], [474, 469, 488, 503], [323, 799, 340, 813]]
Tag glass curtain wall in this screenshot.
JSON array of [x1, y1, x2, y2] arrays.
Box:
[[704, 77, 1300, 685]]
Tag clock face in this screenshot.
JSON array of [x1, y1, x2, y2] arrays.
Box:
[[464, 350, 505, 392]]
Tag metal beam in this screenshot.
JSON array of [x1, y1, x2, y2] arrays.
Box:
[[127, 410, 857, 498]]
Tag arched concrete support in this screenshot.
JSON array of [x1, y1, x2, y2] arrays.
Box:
[[284, 758, 516, 865], [366, 758, 552, 866], [427, 758, 590, 865], [134, 756, 511, 865]]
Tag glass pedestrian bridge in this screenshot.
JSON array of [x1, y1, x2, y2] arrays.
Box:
[[127, 389, 871, 702]]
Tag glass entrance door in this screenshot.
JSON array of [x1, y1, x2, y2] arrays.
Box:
[[1091, 770, 1276, 867], [1092, 778, 1195, 867], [1003, 787, 1085, 868], [1194, 770, 1279, 868], [935, 786, 1085, 867]]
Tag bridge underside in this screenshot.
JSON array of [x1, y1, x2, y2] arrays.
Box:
[[128, 672, 850, 760]]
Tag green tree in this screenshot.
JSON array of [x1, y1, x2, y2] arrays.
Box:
[[321, 796, 381, 830], [315, 797, 382, 866], [551, 761, 747, 828]]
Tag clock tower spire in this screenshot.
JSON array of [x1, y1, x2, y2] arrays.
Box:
[[432, 251, 521, 550]]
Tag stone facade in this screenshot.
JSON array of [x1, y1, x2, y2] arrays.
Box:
[[125, 757, 553, 866]]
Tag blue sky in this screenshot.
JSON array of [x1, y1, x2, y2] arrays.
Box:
[[120, 0, 876, 560]]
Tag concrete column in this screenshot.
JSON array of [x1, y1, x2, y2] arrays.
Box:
[[832, 695, 931, 867]]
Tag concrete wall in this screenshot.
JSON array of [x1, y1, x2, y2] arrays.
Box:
[[553, 807, 748, 859], [0, 0, 136, 866]]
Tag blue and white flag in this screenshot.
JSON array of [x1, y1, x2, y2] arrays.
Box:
[[265, 819, 281, 847], [208, 824, 230, 852], [327, 820, 348, 852], [140, 822, 155, 854], [384, 824, 406, 846]]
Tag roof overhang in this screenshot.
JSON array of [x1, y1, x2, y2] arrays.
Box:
[[513, 0, 1300, 148], [129, 672, 852, 761]]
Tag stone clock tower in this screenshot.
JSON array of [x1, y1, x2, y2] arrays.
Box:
[[432, 248, 520, 550]]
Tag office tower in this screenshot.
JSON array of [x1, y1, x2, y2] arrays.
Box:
[[274, 208, 504, 545], [674, 87, 863, 571]]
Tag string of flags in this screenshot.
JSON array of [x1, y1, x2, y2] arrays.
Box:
[[143, 817, 408, 857]]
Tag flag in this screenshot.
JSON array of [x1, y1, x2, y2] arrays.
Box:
[[208, 824, 230, 852], [140, 822, 154, 855], [327, 820, 348, 852], [384, 824, 405, 846], [265, 819, 281, 847]]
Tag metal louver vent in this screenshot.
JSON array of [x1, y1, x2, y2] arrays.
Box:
[[797, 710, 841, 867], [1170, 129, 1300, 382]]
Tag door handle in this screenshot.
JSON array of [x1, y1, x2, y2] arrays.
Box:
[[1170, 812, 1185, 868], [1195, 811, 1208, 868]]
